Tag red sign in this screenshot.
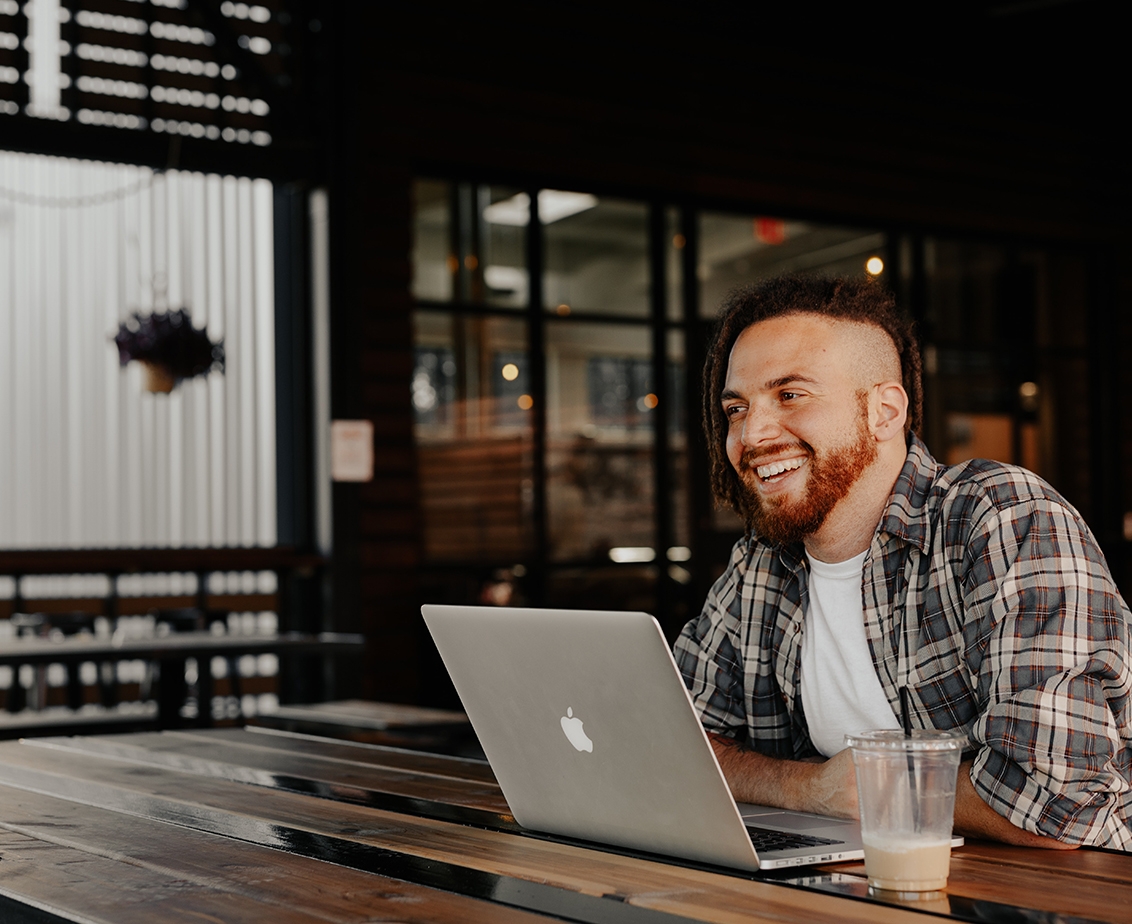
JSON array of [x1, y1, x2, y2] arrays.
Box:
[[754, 217, 786, 245]]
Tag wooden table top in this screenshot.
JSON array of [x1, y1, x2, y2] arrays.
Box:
[[0, 726, 1128, 924]]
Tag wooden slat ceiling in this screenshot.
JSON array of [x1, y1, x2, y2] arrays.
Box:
[[0, 0, 286, 147]]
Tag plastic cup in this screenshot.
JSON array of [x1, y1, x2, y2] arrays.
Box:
[[845, 729, 966, 894]]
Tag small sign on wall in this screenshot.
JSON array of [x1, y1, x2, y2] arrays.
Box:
[[330, 419, 375, 482]]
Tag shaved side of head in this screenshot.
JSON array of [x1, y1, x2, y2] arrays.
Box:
[[836, 319, 903, 393]]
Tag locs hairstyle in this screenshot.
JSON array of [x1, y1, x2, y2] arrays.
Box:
[[702, 274, 923, 519]]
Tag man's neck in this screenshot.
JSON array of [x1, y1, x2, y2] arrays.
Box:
[[803, 443, 908, 564]]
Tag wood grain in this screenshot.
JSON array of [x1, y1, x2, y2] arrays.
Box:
[[34, 730, 510, 814], [0, 785, 547, 924], [2, 733, 1130, 923], [0, 740, 934, 924]]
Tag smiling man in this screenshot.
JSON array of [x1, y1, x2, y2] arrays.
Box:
[[674, 274, 1132, 850]]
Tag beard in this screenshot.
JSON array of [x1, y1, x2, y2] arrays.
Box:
[[737, 408, 877, 547]]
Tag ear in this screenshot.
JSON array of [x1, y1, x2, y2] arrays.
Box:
[[871, 382, 908, 442]]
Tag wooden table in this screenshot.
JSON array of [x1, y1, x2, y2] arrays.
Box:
[[0, 727, 1128, 924], [249, 697, 476, 753]]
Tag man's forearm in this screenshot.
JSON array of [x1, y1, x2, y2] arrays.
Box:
[[707, 732, 858, 818], [711, 735, 1079, 848], [952, 760, 1076, 849]]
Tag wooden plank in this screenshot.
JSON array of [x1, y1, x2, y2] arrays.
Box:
[[183, 726, 499, 783], [0, 740, 989, 924], [820, 839, 1132, 889], [0, 782, 550, 924], [35, 731, 511, 816], [260, 699, 469, 729], [247, 700, 475, 754]]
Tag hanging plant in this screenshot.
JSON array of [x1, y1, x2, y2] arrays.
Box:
[[113, 309, 224, 393]]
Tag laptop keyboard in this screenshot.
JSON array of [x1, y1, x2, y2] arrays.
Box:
[[744, 824, 845, 852]]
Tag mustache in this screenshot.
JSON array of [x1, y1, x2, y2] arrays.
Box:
[[739, 442, 814, 470]]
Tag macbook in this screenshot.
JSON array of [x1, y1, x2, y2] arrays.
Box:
[[421, 604, 885, 871]]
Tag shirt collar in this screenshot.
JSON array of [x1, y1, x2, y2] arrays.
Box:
[[876, 433, 941, 553]]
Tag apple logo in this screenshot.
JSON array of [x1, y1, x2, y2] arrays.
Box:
[[560, 707, 593, 753]]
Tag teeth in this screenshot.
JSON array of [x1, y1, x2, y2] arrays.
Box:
[[756, 458, 805, 479]]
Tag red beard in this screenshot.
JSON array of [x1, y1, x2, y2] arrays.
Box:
[[737, 413, 876, 546]]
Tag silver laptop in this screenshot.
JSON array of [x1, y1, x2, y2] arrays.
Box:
[[422, 604, 876, 871]]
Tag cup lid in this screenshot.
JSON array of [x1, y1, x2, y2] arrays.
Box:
[[844, 728, 967, 752]]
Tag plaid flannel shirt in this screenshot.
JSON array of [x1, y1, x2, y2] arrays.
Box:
[[675, 436, 1132, 849]]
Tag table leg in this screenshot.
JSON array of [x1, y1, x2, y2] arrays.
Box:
[[156, 658, 188, 730]]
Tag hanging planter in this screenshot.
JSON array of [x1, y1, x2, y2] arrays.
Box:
[[113, 309, 224, 393]]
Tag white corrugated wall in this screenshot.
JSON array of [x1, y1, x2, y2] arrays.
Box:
[[0, 150, 276, 548]]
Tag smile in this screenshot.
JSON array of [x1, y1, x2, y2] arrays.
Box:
[[755, 457, 806, 481]]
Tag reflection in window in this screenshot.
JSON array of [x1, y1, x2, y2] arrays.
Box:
[[411, 180, 453, 303], [544, 195, 648, 317], [412, 312, 533, 563], [667, 206, 684, 321], [494, 351, 530, 429], [588, 357, 653, 428], [547, 322, 654, 561], [411, 180, 528, 308], [411, 347, 456, 427], [698, 213, 886, 318], [474, 185, 527, 309]]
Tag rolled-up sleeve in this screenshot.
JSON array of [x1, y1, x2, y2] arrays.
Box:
[[962, 497, 1132, 849]]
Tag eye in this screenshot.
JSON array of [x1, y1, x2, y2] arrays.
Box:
[[723, 403, 746, 419]]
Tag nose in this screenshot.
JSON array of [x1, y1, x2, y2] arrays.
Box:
[[740, 399, 781, 448]]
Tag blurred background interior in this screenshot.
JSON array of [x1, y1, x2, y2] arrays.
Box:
[[0, 1, 1127, 727]]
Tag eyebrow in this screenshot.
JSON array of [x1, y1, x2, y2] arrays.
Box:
[[765, 374, 820, 390], [720, 375, 821, 404]]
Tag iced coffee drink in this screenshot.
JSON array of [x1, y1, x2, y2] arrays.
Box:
[[845, 729, 966, 894], [861, 837, 952, 891]]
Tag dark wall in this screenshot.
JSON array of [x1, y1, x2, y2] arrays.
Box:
[[322, 2, 1131, 702]]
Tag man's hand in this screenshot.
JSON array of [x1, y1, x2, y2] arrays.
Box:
[[707, 733, 858, 818], [710, 735, 1079, 849]]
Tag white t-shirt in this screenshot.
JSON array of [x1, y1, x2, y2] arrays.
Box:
[[799, 549, 901, 756]]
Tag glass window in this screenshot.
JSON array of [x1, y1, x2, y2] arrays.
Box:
[[543, 194, 649, 318], [412, 181, 527, 308], [698, 213, 886, 318], [666, 328, 689, 554], [412, 311, 534, 563], [471, 184, 527, 309], [917, 240, 1088, 516], [411, 179, 453, 303], [546, 321, 655, 561], [667, 206, 685, 322]]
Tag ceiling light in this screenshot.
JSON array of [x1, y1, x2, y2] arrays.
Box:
[[609, 547, 656, 563]]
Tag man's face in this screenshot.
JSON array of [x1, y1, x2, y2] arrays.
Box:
[[721, 314, 879, 546]]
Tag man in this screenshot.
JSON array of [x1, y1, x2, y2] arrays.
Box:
[[674, 274, 1132, 850]]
